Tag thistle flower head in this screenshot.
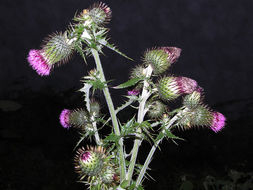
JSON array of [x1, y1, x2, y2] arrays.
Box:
[[129, 64, 146, 79], [143, 47, 181, 74], [177, 105, 213, 130], [99, 165, 117, 184], [147, 100, 167, 119], [68, 108, 90, 128], [158, 76, 197, 100], [74, 146, 106, 178], [210, 112, 226, 133], [183, 90, 203, 109], [88, 2, 112, 26], [27, 49, 52, 76], [59, 109, 72, 128], [59, 108, 91, 130], [158, 76, 181, 100]]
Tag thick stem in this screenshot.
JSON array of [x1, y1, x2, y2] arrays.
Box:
[[91, 49, 126, 181], [126, 65, 153, 184], [136, 110, 185, 186]]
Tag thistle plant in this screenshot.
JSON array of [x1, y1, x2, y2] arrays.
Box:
[[27, 2, 226, 189]]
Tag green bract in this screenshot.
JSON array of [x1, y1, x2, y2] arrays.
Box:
[[143, 49, 171, 74]]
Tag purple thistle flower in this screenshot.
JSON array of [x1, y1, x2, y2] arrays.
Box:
[[176, 77, 198, 94], [161, 47, 182, 64], [27, 49, 51, 76], [210, 112, 226, 133], [127, 89, 140, 96], [81, 151, 92, 162], [59, 109, 71, 129]]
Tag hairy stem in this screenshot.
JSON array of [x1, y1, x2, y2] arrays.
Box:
[[126, 65, 153, 184], [91, 48, 126, 181], [136, 110, 185, 186]]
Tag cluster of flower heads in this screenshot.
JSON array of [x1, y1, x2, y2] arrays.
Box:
[[27, 3, 111, 76], [74, 146, 119, 189], [130, 46, 226, 132]]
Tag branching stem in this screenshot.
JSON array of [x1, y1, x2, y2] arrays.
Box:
[[136, 109, 186, 186], [91, 48, 126, 181], [126, 65, 153, 184]]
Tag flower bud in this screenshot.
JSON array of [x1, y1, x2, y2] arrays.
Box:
[[88, 2, 112, 26], [129, 64, 146, 79], [28, 32, 73, 76], [143, 47, 181, 74], [74, 146, 105, 177], [158, 76, 198, 101], [183, 90, 203, 109], [147, 100, 167, 119], [90, 99, 101, 117], [99, 165, 118, 184], [210, 112, 226, 133], [68, 109, 90, 127]]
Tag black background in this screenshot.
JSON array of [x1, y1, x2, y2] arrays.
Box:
[[1, 0, 253, 189]]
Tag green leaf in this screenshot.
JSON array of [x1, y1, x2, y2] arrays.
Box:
[[164, 129, 184, 141], [114, 77, 144, 89], [120, 180, 130, 189], [98, 39, 133, 61], [74, 43, 87, 64], [121, 116, 136, 137], [103, 133, 121, 146]]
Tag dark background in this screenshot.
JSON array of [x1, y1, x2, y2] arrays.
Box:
[[1, 0, 253, 189]]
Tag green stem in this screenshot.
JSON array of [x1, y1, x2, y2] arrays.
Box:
[[126, 65, 153, 184], [136, 110, 185, 186], [91, 48, 126, 181]]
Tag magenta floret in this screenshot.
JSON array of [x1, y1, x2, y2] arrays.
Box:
[[59, 109, 71, 129], [127, 89, 140, 96], [27, 49, 51, 76], [210, 112, 226, 133]]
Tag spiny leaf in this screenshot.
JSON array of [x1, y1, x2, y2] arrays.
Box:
[[74, 43, 87, 64], [114, 77, 144, 89], [98, 38, 133, 61], [103, 133, 121, 146], [164, 129, 184, 141]]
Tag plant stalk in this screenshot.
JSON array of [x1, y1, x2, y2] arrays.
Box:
[[91, 48, 126, 181], [136, 110, 185, 186], [126, 65, 153, 184]]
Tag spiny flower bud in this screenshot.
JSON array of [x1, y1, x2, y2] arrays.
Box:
[[59, 108, 90, 128], [158, 76, 198, 101], [183, 90, 203, 109], [147, 100, 167, 119], [28, 32, 73, 76], [68, 109, 90, 127], [210, 112, 226, 133], [74, 146, 105, 178], [88, 2, 112, 26], [129, 64, 146, 79], [90, 99, 101, 117], [99, 165, 118, 184], [143, 47, 181, 74]]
